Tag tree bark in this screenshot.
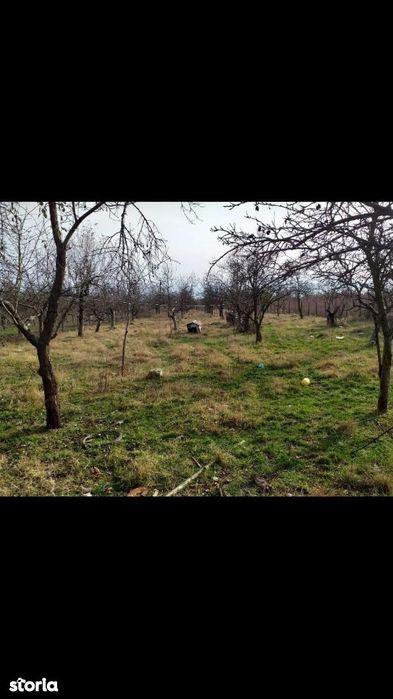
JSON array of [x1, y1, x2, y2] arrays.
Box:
[[326, 310, 337, 326], [121, 304, 131, 377], [78, 292, 84, 337], [366, 236, 392, 413], [37, 342, 61, 429], [256, 324, 262, 343], [244, 315, 250, 332], [378, 334, 392, 413], [95, 319, 101, 333], [375, 327, 382, 378], [297, 295, 303, 319], [369, 318, 382, 375]]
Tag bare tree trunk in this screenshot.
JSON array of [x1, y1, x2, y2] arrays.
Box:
[[256, 323, 262, 343], [109, 308, 116, 329], [326, 310, 337, 326], [121, 304, 131, 377], [167, 306, 178, 330], [369, 319, 382, 377], [297, 295, 303, 319], [365, 242, 391, 412], [78, 292, 84, 337], [95, 319, 101, 333], [37, 342, 61, 429], [36, 208, 66, 429], [219, 304, 224, 318], [378, 333, 392, 414], [237, 311, 251, 333], [375, 326, 382, 378]]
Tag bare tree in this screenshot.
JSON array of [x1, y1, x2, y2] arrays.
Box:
[[0, 202, 167, 429], [158, 264, 179, 330], [67, 228, 105, 338], [118, 258, 146, 376], [89, 292, 108, 332], [219, 256, 253, 333], [292, 274, 312, 319], [247, 253, 291, 343], [176, 275, 195, 318], [221, 248, 291, 343], [203, 276, 226, 317], [212, 201, 393, 413], [319, 281, 346, 327]]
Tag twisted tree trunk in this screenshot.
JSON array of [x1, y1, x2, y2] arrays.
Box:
[[37, 342, 61, 429]]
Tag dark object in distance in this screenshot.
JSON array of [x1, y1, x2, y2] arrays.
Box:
[[187, 321, 202, 334]]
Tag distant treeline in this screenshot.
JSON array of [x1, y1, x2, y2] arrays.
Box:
[[268, 294, 365, 318]]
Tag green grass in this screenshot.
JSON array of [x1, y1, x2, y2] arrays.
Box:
[[1, 312, 392, 496]]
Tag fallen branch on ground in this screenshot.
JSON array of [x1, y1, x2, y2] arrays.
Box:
[[352, 424, 393, 454], [163, 457, 214, 497]]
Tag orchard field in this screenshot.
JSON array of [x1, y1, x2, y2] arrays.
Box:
[[1, 312, 392, 496]]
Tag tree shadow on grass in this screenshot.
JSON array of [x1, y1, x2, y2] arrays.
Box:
[[0, 424, 47, 453]]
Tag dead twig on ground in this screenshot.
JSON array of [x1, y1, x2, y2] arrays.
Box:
[[352, 424, 393, 454], [82, 430, 123, 449], [82, 434, 94, 448], [158, 458, 215, 497]]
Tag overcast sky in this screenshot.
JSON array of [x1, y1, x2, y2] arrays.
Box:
[[89, 202, 267, 279]]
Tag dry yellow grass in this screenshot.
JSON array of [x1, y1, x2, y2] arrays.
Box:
[[270, 377, 286, 395]]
